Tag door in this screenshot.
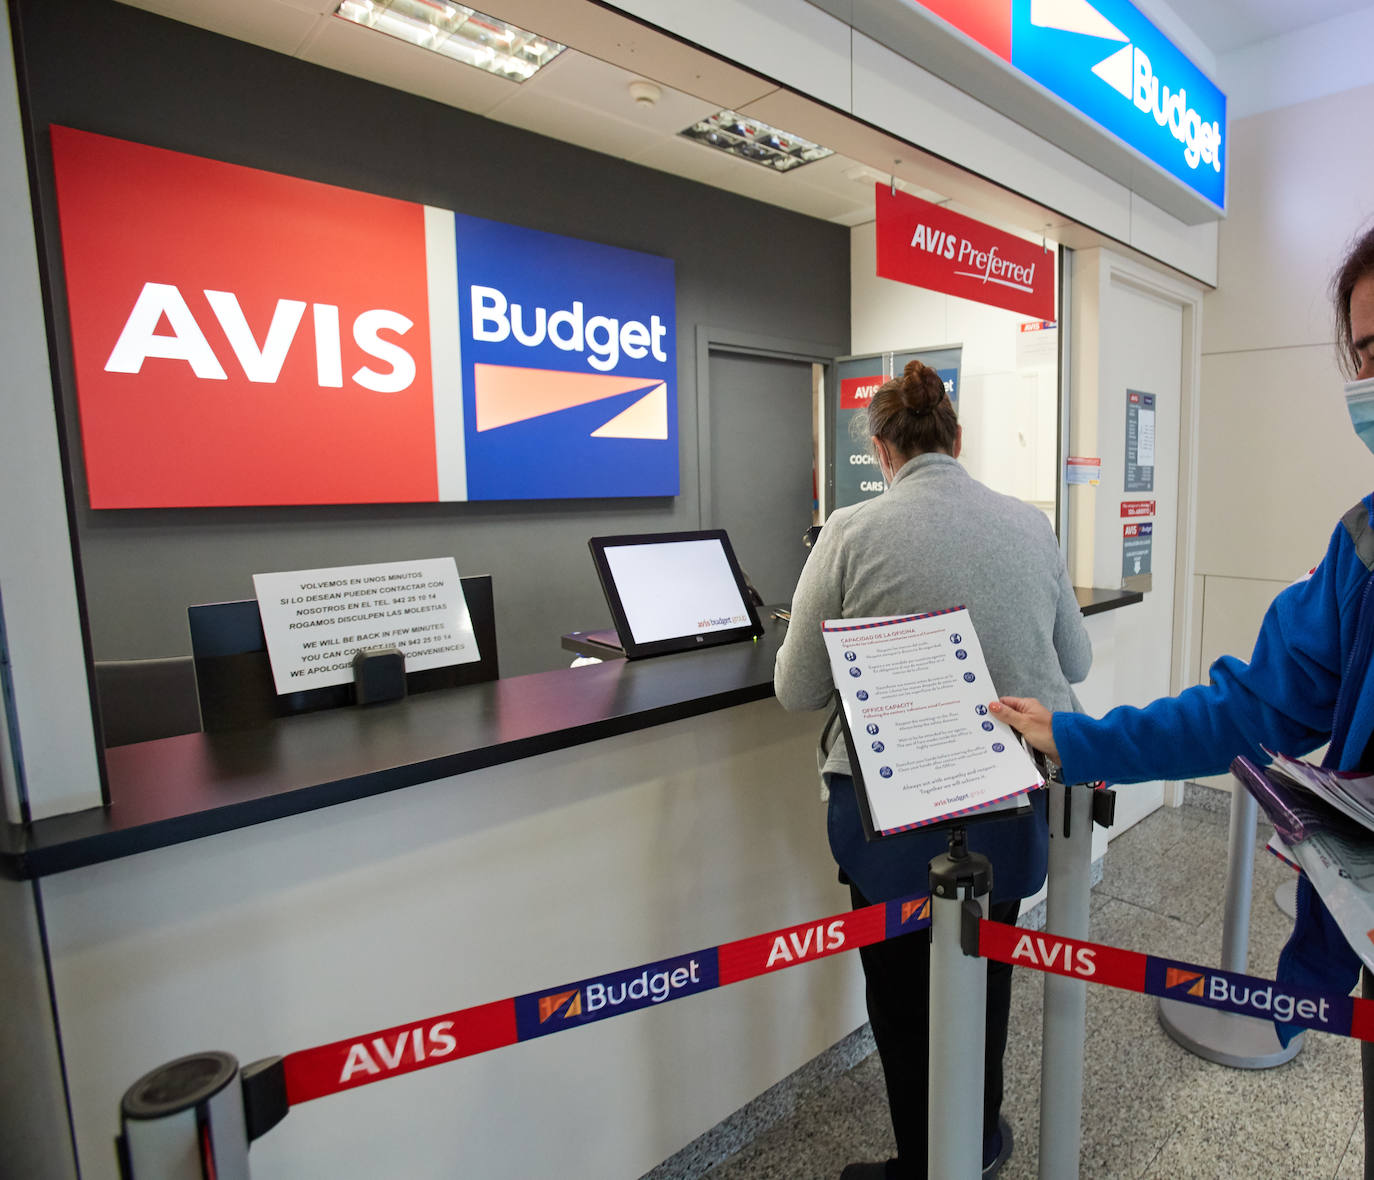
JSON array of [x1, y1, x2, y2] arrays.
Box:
[[1097, 275, 1184, 828], [705, 349, 817, 605]]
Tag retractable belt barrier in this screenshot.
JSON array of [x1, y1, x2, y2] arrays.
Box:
[[270, 898, 1373, 1110], [282, 892, 934, 1105], [118, 890, 1374, 1179], [976, 919, 1374, 1042]]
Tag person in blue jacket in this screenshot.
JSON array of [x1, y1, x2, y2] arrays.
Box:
[[992, 222, 1374, 1175]]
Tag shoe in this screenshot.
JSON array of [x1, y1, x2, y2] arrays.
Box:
[[982, 1115, 1013, 1177], [838, 1163, 892, 1180]]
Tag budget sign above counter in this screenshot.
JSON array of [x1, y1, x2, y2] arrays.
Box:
[[48, 126, 678, 508]]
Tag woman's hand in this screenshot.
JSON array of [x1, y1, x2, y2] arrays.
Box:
[[990, 697, 1060, 764]]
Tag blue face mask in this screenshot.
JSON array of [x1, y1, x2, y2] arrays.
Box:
[[1346, 378, 1374, 455]]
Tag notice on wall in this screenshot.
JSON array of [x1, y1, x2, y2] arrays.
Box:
[[1125, 390, 1156, 492], [822, 608, 1043, 836], [1120, 500, 1156, 518], [253, 558, 478, 694], [1066, 456, 1101, 485], [1015, 320, 1058, 368], [1122, 522, 1153, 585]]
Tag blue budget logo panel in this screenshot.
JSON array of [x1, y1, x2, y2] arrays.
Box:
[[514, 950, 719, 1041], [1011, 0, 1226, 209], [454, 213, 678, 501], [1146, 960, 1351, 1036]]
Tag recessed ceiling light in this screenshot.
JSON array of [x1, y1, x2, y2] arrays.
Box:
[[679, 111, 834, 173], [335, 1, 566, 82]]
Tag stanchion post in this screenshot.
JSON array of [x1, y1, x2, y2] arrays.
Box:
[[1156, 778, 1303, 1067], [1038, 781, 1095, 1180], [116, 1053, 287, 1180], [927, 825, 991, 1180], [117, 1052, 250, 1180]]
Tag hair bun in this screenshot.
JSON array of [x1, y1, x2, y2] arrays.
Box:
[[899, 360, 945, 414]]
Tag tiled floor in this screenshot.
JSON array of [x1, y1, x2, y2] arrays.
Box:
[[687, 798, 1366, 1179]]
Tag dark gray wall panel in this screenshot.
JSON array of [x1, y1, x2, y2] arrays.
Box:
[[15, 0, 849, 676]]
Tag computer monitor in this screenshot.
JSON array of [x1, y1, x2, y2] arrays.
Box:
[[587, 530, 764, 660]]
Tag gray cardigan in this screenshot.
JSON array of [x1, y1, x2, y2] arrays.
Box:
[[775, 452, 1092, 777]]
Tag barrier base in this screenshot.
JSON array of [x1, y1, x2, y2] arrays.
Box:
[[1156, 997, 1303, 1069], [1274, 879, 1298, 920]]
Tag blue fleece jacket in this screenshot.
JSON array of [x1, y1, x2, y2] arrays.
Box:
[[1054, 496, 1374, 1027]]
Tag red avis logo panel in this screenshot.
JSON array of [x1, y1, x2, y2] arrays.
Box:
[[50, 126, 437, 507]]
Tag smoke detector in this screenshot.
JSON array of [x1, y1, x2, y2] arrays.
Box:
[[628, 80, 661, 108]]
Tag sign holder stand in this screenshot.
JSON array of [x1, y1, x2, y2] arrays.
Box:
[[1155, 780, 1304, 1067], [926, 825, 991, 1179]]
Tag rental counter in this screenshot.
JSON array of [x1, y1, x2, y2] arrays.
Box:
[[4, 591, 1138, 1180]]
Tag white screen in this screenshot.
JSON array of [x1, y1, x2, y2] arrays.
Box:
[[603, 539, 751, 644]]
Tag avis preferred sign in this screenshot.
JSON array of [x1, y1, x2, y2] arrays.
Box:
[[875, 186, 1054, 320]]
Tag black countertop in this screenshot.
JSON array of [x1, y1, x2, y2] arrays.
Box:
[[2, 587, 1141, 880]]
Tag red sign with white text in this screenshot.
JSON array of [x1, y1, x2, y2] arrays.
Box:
[[840, 374, 884, 409], [874, 185, 1054, 320], [50, 126, 437, 508], [1121, 500, 1156, 518]]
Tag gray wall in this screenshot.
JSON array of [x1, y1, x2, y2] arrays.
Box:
[[17, 0, 850, 677]]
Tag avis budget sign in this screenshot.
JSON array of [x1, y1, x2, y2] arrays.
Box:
[[48, 127, 677, 508], [874, 186, 1054, 320]]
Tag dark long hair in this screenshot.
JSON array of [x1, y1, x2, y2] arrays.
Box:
[[1333, 223, 1374, 378]]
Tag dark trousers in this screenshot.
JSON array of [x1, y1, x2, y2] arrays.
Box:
[[851, 882, 1019, 1180]]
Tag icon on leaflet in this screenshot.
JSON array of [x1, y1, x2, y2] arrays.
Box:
[[866, 723, 880, 735], [855, 690, 869, 701], [963, 672, 976, 683], [974, 704, 988, 716], [955, 649, 968, 660], [982, 721, 994, 732], [844, 650, 858, 662], [871, 741, 885, 753], [879, 766, 893, 778], [950, 633, 962, 644], [992, 742, 1005, 753], [849, 667, 862, 678]]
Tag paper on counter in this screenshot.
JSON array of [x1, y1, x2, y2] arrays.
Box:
[[822, 607, 1043, 835]]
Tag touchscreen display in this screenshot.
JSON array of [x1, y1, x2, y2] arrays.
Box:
[[601, 538, 753, 644]]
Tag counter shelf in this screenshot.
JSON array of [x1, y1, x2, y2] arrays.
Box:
[[1, 588, 1139, 881]]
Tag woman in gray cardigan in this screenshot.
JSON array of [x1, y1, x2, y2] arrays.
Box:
[[774, 359, 1091, 1180]]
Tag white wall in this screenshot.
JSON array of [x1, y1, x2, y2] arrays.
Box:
[[1189, 82, 1374, 789], [1219, 7, 1374, 120], [0, 4, 102, 820], [42, 702, 866, 1180]]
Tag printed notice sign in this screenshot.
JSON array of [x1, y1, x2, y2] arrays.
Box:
[[822, 608, 1043, 835], [1125, 390, 1156, 492], [253, 558, 478, 693]]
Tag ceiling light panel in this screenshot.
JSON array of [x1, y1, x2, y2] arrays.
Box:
[[335, 1, 565, 82], [680, 110, 834, 173]]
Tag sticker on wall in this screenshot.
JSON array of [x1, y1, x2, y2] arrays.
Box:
[[1066, 456, 1101, 485], [47, 126, 678, 508], [1123, 520, 1153, 591]]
